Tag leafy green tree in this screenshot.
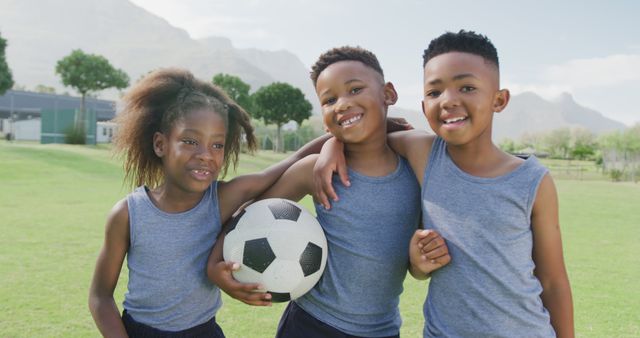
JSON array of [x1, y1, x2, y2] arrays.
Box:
[[0, 32, 14, 95], [55, 49, 129, 132], [213, 73, 253, 113], [498, 138, 517, 153], [544, 128, 571, 159], [34, 84, 56, 94], [252, 82, 312, 152], [570, 128, 596, 160]]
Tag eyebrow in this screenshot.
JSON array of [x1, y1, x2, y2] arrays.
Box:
[[427, 73, 478, 85], [182, 129, 225, 137], [318, 78, 363, 97]]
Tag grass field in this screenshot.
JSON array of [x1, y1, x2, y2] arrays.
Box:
[[0, 141, 638, 337]]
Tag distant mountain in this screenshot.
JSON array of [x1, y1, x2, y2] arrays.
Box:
[[0, 0, 627, 138], [0, 0, 319, 110], [389, 92, 627, 141], [494, 91, 627, 141]]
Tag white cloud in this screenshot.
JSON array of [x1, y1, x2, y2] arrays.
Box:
[[544, 54, 640, 88]]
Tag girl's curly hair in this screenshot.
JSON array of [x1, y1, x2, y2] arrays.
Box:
[[113, 68, 256, 189]]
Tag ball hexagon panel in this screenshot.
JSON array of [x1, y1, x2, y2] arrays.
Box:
[[261, 259, 304, 292]]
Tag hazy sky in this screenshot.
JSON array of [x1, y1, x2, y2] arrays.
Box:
[[130, 0, 639, 126]]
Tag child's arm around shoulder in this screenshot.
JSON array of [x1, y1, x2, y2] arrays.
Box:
[[89, 199, 130, 338], [259, 153, 318, 201], [531, 173, 574, 338], [387, 129, 435, 185], [217, 134, 330, 223], [313, 129, 435, 209]]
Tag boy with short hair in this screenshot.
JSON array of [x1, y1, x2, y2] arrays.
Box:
[[208, 46, 451, 337], [316, 31, 574, 337]]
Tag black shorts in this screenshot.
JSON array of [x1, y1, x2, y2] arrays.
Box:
[[276, 302, 400, 338], [122, 310, 225, 338]]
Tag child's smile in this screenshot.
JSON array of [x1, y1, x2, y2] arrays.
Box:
[[156, 108, 226, 195], [316, 60, 389, 144], [422, 52, 505, 147], [337, 112, 364, 128]]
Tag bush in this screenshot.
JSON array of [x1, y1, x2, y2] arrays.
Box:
[[609, 169, 623, 182], [64, 126, 86, 144]]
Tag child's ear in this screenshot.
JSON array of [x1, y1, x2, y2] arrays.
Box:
[[383, 82, 398, 105], [493, 89, 510, 113], [153, 132, 166, 157]]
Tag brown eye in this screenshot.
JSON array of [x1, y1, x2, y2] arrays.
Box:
[[426, 90, 441, 98], [323, 97, 337, 105]]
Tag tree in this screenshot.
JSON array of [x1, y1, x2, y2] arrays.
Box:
[[570, 128, 596, 160], [252, 82, 312, 152], [0, 32, 14, 95], [55, 49, 129, 132], [213, 73, 253, 113], [498, 138, 517, 153], [34, 84, 56, 94], [544, 128, 571, 159]]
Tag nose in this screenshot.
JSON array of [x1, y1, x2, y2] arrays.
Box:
[[334, 96, 352, 113], [195, 145, 214, 161], [440, 89, 460, 110]]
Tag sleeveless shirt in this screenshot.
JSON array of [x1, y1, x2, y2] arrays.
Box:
[[421, 137, 555, 337], [296, 156, 421, 337], [123, 183, 223, 331]]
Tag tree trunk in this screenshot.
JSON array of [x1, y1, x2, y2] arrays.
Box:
[[275, 123, 283, 153], [76, 93, 86, 131]]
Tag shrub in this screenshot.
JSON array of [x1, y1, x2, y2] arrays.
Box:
[[609, 169, 623, 182], [64, 126, 86, 144]]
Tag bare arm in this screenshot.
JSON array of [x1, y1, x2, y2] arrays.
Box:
[[313, 129, 435, 209], [387, 130, 435, 186], [217, 134, 331, 223], [532, 174, 574, 338], [89, 199, 130, 338]]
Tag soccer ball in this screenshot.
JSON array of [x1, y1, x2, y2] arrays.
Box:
[[223, 198, 328, 302]]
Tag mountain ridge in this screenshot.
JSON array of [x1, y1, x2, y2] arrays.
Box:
[[0, 0, 627, 140]]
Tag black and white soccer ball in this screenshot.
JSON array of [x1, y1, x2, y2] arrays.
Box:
[[223, 198, 328, 302]]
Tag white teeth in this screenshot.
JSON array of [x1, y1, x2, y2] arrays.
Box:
[[340, 114, 362, 126], [444, 116, 466, 124], [194, 170, 210, 175]]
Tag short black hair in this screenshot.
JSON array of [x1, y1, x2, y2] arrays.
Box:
[[423, 30, 499, 68], [310, 46, 384, 87]]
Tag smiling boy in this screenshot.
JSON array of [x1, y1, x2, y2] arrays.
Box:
[[209, 46, 450, 338], [316, 31, 574, 337]]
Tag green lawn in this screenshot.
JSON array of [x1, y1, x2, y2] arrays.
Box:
[[0, 142, 638, 337]]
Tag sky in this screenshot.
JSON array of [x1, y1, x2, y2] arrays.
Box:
[[129, 0, 640, 126]]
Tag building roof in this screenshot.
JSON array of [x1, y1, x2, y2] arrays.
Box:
[[0, 90, 116, 121]]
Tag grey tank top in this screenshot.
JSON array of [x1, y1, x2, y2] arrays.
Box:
[[296, 156, 421, 337], [421, 137, 556, 337], [123, 184, 222, 331]]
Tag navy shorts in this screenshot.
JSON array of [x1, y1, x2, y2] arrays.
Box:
[[122, 310, 225, 338], [276, 302, 400, 338]]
